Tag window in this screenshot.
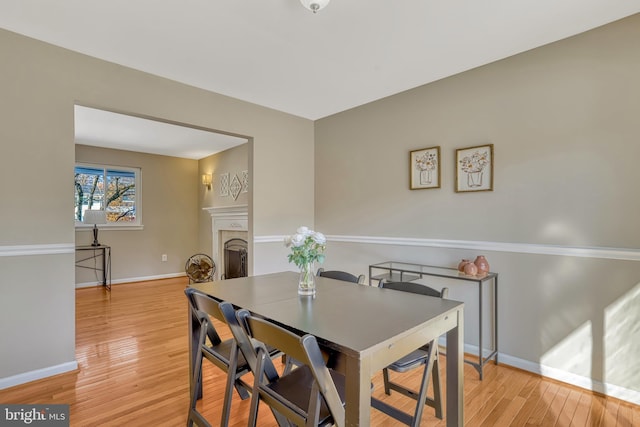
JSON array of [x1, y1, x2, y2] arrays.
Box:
[[74, 164, 141, 227]]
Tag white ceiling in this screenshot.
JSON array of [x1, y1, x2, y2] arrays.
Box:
[[74, 105, 247, 159], [3, 1, 639, 157]]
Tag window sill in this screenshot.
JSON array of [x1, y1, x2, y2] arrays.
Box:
[[76, 225, 144, 231]]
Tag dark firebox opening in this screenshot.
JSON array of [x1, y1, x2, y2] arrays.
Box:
[[224, 238, 247, 279]]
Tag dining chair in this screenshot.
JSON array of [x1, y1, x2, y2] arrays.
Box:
[[371, 281, 447, 427], [316, 267, 366, 284], [185, 288, 282, 427], [234, 308, 347, 427]]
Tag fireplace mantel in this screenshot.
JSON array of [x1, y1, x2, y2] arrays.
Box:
[[204, 205, 248, 229], [203, 205, 248, 279]]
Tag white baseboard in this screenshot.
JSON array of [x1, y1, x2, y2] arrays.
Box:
[[498, 353, 640, 406], [0, 361, 78, 390], [75, 272, 187, 288], [443, 339, 640, 405]]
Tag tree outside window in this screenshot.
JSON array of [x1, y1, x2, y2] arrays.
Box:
[[74, 165, 139, 224]]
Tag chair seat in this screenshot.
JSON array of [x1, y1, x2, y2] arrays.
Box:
[[238, 311, 348, 427], [207, 339, 280, 373], [205, 339, 249, 371], [265, 365, 346, 426], [388, 347, 430, 372]]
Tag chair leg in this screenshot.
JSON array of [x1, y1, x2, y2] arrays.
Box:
[[187, 371, 198, 426], [247, 353, 265, 427], [220, 345, 241, 427], [282, 355, 294, 375], [249, 353, 290, 427], [430, 355, 443, 419], [188, 319, 207, 426], [307, 382, 322, 427], [382, 367, 391, 395], [232, 381, 251, 400], [410, 345, 438, 427]]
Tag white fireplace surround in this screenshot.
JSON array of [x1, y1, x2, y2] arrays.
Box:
[[203, 205, 248, 279]]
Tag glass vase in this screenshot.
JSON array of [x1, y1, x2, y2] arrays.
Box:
[[298, 262, 316, 296]]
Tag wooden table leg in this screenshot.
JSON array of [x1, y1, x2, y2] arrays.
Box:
[[446, 309, 464, 426], [344, 354, 371, 426]]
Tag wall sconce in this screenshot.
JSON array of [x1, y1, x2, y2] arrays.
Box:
[[202, 174, 213, 190]]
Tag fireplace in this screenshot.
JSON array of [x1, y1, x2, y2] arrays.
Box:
[[223, 238, 248, 279], [204, 205, 248, 280]]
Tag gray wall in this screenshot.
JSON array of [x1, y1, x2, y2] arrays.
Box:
[[75, 145, 199, 284], [0, 28, 314, 386], [313, 14, 640, 402]]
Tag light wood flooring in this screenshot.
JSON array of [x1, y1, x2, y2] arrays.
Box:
[[0, 277, 638, 426]]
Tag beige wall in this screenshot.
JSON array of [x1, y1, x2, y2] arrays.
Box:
[[198, 143, 249, 257], [3, 11, 638, 404], [0, 254, 75, 380], [314, 14, 640, 402], [75, 145, 199, 284], [316, 15, 640, 245], [0, 28, 314, 386]]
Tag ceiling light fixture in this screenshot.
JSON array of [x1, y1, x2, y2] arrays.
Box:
[[300, 0, 330, 13]]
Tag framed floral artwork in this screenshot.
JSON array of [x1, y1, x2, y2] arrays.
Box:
[[455, 144, 494, 192], [410, 146, 441, 190]]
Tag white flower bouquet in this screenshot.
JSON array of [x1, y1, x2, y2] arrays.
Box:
[[284, 226, 326, 268], [284, 226, 326, 295]]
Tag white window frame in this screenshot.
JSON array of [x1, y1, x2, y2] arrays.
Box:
[[74, 162, 143, 230]]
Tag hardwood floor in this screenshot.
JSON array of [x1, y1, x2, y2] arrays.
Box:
[[0, 277, 638, 426]]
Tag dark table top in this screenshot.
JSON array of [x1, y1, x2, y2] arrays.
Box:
[[191, 271, 463, 358]]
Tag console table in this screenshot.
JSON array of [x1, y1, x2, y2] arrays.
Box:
[[76, 245, 112, 290], [369, 261, 498, 379]]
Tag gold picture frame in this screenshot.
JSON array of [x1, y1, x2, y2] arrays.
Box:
[[455, 144, 494, 192], [410, 146, 441, 190]]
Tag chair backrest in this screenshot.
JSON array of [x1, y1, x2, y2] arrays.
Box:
[[237, 309, 345, 427], [317, 268, 366, 284], [217, 302, 281, 380], [184, 287, 224, 345], [381, 281, 449, 299], [185, 287, 227, 323]]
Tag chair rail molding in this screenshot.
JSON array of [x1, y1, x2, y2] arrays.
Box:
[[0, 243, 75, 257], [253, 234, 640, 262]]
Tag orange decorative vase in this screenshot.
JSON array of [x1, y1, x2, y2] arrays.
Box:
[[463, 262, 478, 276], [474, 255, 490, 275], [457, 259, 471, 272]]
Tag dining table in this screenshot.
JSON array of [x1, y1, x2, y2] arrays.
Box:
[[189, 271, 464, 426]]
